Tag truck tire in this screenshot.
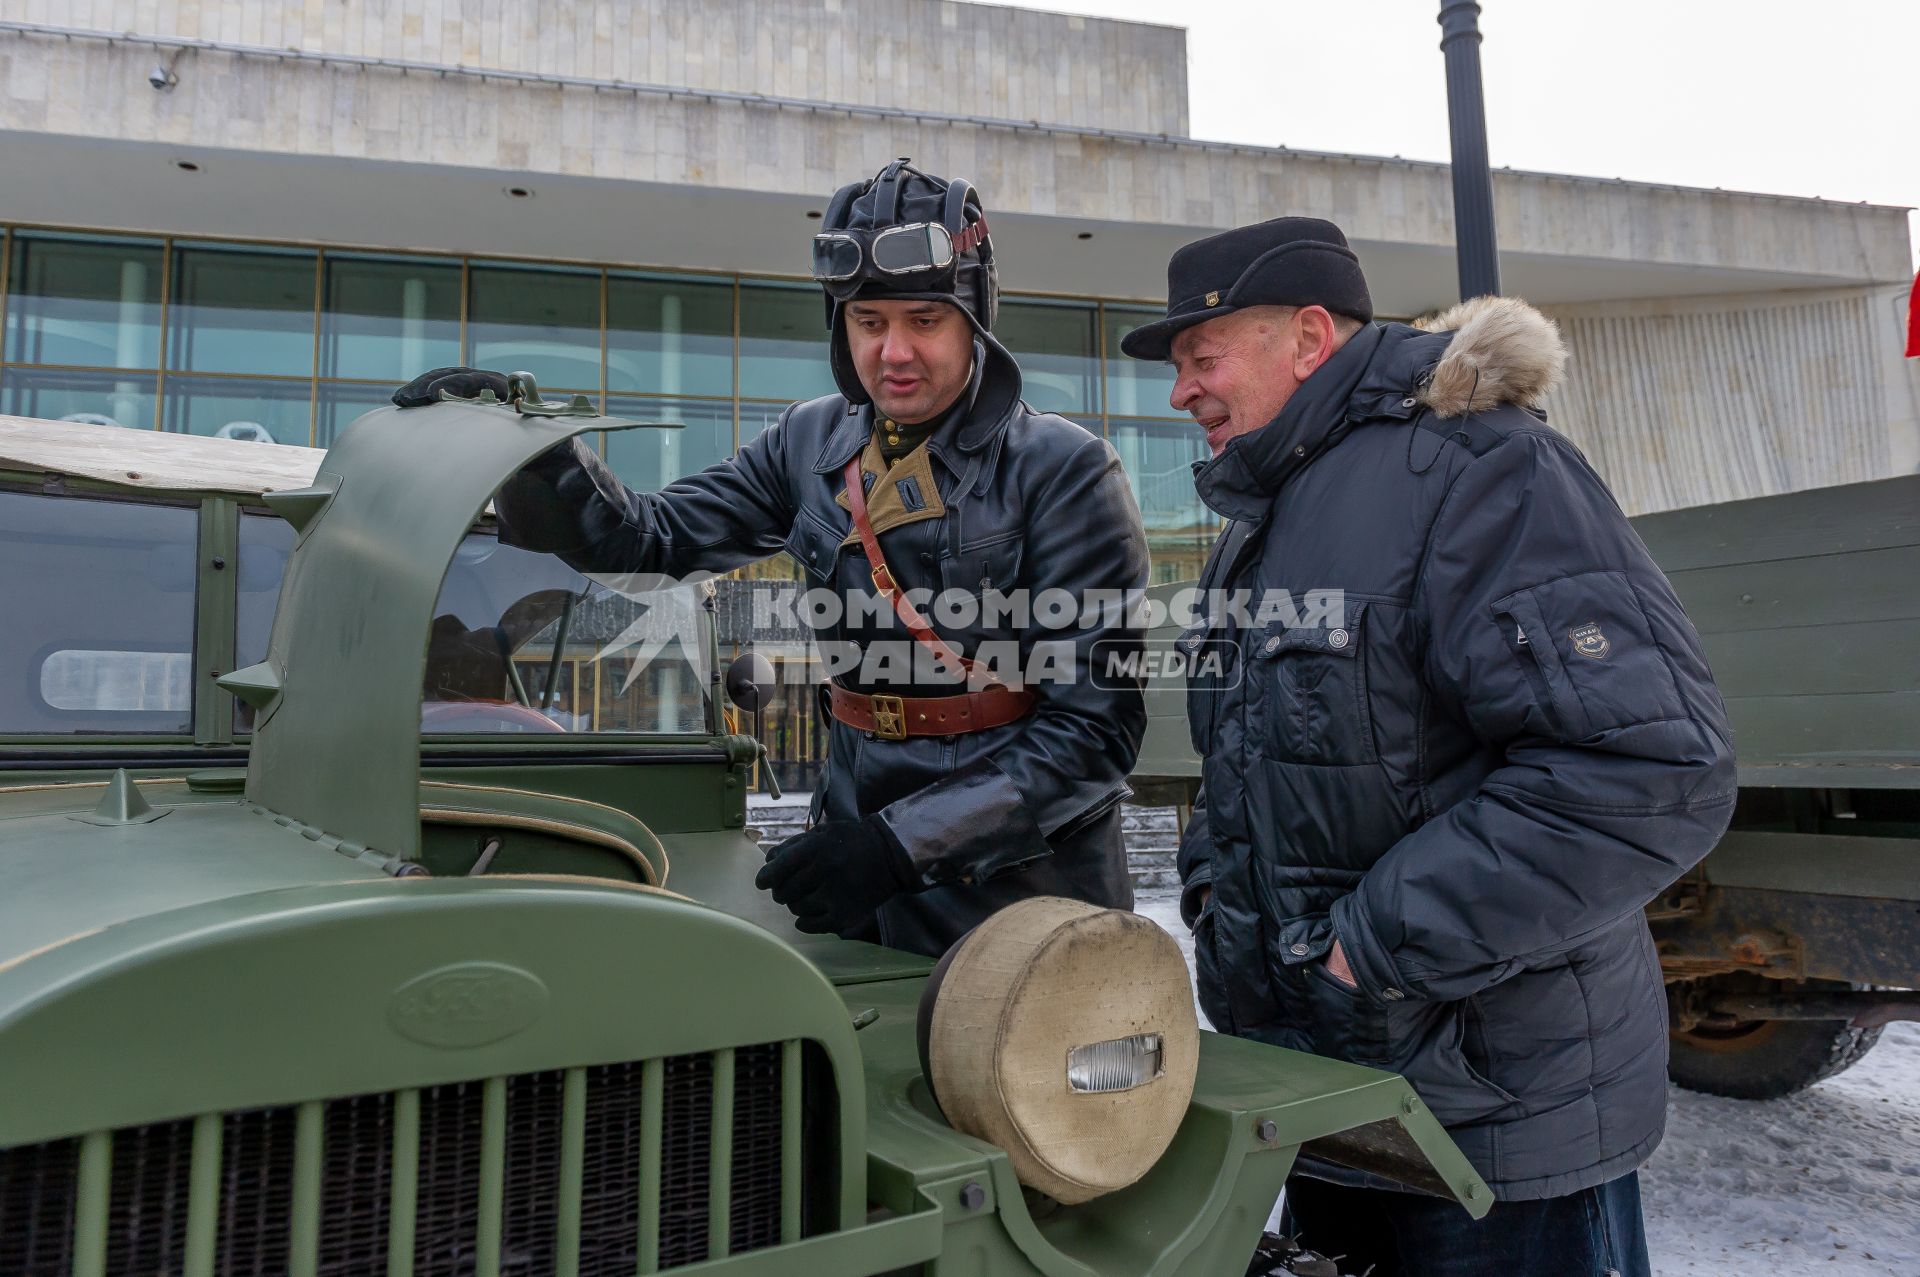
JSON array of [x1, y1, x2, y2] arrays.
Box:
[[1668, 977, 1884, 1100]]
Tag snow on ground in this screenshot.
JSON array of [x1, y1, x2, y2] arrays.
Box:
[[1642, 1022, 1920, 1275], [1132, 888, 1920, 1276]]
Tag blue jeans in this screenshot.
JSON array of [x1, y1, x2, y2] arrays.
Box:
[[1278, 1171, 1650, 1277]]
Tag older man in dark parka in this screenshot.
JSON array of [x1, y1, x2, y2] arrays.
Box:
[[1123, 218, 1735, 1276]]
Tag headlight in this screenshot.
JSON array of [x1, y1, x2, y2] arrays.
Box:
[[1067, 1032, 1165, 1092], [916, 897, 1200, 1204]]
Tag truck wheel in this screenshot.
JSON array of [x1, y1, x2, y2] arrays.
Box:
[[1668, 977, 1884, 1100]]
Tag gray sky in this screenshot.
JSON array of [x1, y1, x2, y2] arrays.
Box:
[[1002, 0, 1919, 266]]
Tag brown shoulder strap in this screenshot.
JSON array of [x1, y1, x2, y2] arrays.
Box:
[[843, 455, 974, 682]]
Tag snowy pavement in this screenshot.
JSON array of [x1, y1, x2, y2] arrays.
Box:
[[1132, 888, 1920, 1276], [1643, 1022, 1920, 1275]]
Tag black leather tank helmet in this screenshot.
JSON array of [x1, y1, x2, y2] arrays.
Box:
[[812, 157, 1001, 405]]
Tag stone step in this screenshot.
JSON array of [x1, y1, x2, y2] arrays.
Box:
[[1121, 808, 1181, 833]]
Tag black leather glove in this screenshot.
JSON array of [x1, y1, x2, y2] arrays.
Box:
[[754, 815, 918, 935], [391, 366, 511, 408]]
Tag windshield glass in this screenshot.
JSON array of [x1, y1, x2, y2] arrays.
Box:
[[421, 531, 712, 735], [233, 515, 713, 736]]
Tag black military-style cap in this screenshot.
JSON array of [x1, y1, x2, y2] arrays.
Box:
[[1119, 216, 1373, 361]]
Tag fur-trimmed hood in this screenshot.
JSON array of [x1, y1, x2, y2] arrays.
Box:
[[1413, 296, 1567, 418]]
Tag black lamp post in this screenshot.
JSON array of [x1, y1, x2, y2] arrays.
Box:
[[1438, 0, 1501, 300]]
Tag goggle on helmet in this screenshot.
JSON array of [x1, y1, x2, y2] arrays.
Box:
[[811, 158, 997, 330]]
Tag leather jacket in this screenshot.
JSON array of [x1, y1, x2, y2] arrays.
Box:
[[492, 340, 1150, 956]]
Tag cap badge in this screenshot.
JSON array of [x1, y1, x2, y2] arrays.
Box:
[[1204, 290, 1221, 307], [1569, 622, 1612, 660]]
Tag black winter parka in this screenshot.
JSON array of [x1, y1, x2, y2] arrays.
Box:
[[1177, 298, 1736, 1200], [492, 341, 1150, 957]]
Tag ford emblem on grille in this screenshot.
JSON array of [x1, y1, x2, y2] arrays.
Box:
[[388, 962, 550, 1048]]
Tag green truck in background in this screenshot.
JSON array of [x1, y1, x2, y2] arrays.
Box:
[[1132, 473, 1920, 1102], [0, 393, 1488, 1277]]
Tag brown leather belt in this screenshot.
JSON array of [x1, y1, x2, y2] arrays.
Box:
[[830, 453, 1036, 740], [828, 681, 1035, 742]]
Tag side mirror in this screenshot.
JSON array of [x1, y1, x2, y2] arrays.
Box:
[[723, 652, 781, 799], [725, 652, 776, 714]]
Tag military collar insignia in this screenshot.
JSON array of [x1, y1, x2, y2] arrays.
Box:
[[835, 437, 946, 546]]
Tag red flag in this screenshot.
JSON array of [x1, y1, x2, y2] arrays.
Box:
[[1909, 269, 1920, 358]]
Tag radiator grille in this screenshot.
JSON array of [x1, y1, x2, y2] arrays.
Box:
[[319, 1092, 393, 1275], [104, 1117, 192, 1274], [0, 1042, 811, 1276], [0, 1137, 77, 1275], [728, 1045, 785, 1254], [497, 1070, 566, 1275], [221, 1106, 298, 1275], [414, 1080, 485, 1275], [658, 1051, 713, 1266]]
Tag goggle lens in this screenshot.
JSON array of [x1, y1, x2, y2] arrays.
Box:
[[870, 224, 955, 275], [810, 235, 864, 282]]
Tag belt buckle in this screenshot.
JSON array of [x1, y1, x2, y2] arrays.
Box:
[[870, 694, 908, 741]]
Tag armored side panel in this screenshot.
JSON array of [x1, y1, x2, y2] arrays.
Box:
[[1631, 473, 1920, 788]]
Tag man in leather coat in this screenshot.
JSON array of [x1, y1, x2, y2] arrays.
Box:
[[393, 160, 1149, 958]]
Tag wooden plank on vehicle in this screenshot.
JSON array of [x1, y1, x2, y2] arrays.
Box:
[[1724, 690, 1920, 766], [1702, 618, 1920, 700], [1665, 545, 1920, 635], [1633, 475, 1920, 573], [0, 413, 325, 497]]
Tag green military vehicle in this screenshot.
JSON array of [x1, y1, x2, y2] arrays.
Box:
[[1132, 473, 1920, 1102], [0, 392, 1488, 1277]]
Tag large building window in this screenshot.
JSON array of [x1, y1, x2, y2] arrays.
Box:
[[466, 263, 602, 395], [322, 254, 462, 384], [5, 232, 164, 370], [604, 396, 734, 491], [3, 227, 1193, 465], [607, 273, 734, 400], [996, 298, 1100, 417], [167, 245, 317, 377], [737, 282, 836, 404], [0, 367, 157, 432], [1109, 418, 1218, 583], [162, 375, 313, 444], [1103, 305, 1178, 419], [317, 381, 400, 448], [0, 227, 1212, 521]]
